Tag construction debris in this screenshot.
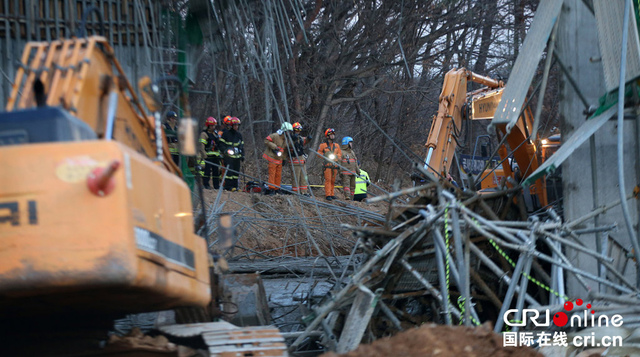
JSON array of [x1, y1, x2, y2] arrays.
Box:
[[200, 177, 639, 356]]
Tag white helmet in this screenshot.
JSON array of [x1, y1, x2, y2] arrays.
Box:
[[280, 122, 293, 132]]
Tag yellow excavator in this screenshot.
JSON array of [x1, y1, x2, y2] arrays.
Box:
[[0, 36, 286, 356], [423, 68, 551, 208]]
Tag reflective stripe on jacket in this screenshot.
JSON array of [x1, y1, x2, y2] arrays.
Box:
[[199, 131, 209, 158], [220, 129, 244, 158], [354, 169, 369, 195], [200, 130, 221, 157], [262, 132, 287, 164], [340, 147, 359, 175]]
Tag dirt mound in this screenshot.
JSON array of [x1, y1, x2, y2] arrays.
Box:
[[320, 323, 542, 357]]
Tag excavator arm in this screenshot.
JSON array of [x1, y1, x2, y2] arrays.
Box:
[[423, 68, 549, 208], [6, 36, 181, 174], [424, 68, 503, 177]]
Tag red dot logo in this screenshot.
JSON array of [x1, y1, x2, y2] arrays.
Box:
[[554, 312, 569, 327], [576, 299, 583, 306], [586, 303, 592, 309], [564, 301, 574, 311]]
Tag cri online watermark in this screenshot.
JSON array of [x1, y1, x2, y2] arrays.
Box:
[[502, 299, 624, 348]]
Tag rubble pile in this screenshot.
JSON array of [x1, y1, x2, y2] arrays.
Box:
[[202, 175, 640, 357], [213, 181, 640, 356]]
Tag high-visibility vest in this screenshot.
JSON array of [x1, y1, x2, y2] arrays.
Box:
[[354, 169, 369, 195], [200, 130, 221, 157]]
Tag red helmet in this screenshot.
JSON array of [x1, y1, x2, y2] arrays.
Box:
[[231, 117, 241, 125], [223, 115, 232, 125], [324, 128, 335, 137], [205, 117, 217, 126], [293, 122, 302, 131]]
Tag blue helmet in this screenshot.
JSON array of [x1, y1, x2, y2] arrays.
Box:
[[341, 136, 354, 146]]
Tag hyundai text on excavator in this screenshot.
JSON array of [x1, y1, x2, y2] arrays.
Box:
[[0, 36, 287, 356], [422, 68, 555, 210]]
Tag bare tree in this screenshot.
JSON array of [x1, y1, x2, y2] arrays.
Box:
[[186, 0, 550, 187]]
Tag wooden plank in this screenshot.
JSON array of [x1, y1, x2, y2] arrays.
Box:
[[336, 286, 378, 353]]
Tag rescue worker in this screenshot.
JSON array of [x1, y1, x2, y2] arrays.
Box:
[[219, 116, 244, 191], [353, 168, 370, 202], [339, 136, 360, 200], [163, 110, 180, 165], [218, 115, 233, 181], [317, 128, 342, 201], [446, 173, 459, 189], [263, 122, 293, 195], [199, 117, 221, 189], [287, 122, 312, 195]]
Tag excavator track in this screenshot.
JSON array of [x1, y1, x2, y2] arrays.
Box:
[[160, 322, 289, 357]]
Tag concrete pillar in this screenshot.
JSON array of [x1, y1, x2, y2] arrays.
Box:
[[558, 0, 639, 297]]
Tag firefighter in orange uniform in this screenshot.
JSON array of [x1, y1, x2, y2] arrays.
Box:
[[317, 128, 342, 201], [263, 122, 293, 195]]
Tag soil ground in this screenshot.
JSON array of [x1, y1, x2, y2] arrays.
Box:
[[319, 323, 543, 357]]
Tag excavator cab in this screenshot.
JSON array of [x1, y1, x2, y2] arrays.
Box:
[[0, 106, 96, 145], [0, 36, 210, 331]]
